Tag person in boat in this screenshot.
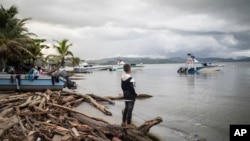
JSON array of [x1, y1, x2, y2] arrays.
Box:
[[186, 54, 194, 67], [117, 59, 120, 65], [7, 67, 15, 74], [28, 66, 40, 80], [38, 66, 43, 74], [37, 66, 47, 75], [51, 69, 76, 88], [52, 69, 69, 82], [186, 53, 199, 69], [121, 64, 137, 128], [117, 59, 125, 65]]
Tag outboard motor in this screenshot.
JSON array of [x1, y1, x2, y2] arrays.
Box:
[[177, 67, 188, 74], [65, 78, 77, 89], [58, 70, 77, 89], [177, 67, 182, 73]]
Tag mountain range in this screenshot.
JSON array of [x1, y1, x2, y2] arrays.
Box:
[[87, 57, 250, 65]]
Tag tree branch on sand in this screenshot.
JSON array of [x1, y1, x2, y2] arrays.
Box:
[[0, 90, 162, 141]]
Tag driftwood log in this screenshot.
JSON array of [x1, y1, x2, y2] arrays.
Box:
[[0, 90, 162, 141], [105, 94, 153, 100]]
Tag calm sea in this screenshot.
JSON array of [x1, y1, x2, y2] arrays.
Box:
[[74, 62, 250, 141]]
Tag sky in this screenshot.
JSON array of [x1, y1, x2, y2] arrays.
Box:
[[2, 0, 250, 59]]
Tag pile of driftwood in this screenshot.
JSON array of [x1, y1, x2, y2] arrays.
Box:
[[0, 90, 162, 141]]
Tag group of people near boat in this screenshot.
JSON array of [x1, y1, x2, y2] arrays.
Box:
[[27, 66, 45, 80]]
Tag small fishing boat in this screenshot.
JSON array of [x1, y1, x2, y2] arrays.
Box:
[[109, 64, 145, 71], [0, 69, 77, 91], [109, 59, 144, 71], [177, 54, 224, 74], [74, 62, 109, 73]]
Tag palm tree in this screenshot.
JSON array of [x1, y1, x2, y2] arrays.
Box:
[[69, 56, 81, 67], [45, 55, 61, 66], [52, 39, 74, 67], [0, 5, 34, 69], [27, 39, 50, 65], [45, 39, 75, 75]]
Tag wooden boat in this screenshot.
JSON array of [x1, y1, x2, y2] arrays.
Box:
[[0, 72, 76, 91]]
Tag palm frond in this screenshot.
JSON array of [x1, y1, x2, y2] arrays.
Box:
[[66, 51, 74, 57], [7, 40, 35, 57]]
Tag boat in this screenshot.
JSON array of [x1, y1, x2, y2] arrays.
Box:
[[109, 59, 145, 71], [177, 54, 224, 74], [0, 68, 77, 91], [74, 62, 109, 73]]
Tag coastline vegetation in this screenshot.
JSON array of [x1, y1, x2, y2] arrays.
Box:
[[0, 5, 80, 72]]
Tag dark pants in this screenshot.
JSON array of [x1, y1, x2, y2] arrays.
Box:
[[122, 100, 135, 124]]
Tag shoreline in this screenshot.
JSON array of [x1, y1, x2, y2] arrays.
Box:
[[0, 91, 204, 141], [0, 90, 162, 141], [73, 71, 208, 141]]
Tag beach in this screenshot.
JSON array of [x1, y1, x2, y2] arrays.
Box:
[[0, 90, 163, 140]]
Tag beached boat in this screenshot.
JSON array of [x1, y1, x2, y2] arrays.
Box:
[[177, 54, 224, 74], [0, 70, 77, 91]]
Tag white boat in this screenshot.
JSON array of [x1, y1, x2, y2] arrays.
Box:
[[177, 54, 224, 74], [109, 60, 145, 71], [74, 62, 109, 73]]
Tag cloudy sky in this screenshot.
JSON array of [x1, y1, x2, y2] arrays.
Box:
[[2, 0, 250, 59]]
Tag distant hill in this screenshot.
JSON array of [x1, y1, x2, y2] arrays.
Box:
[[87, 57, 176, 65], [195, 57, 250, 62], [87, 57, 250, 65]]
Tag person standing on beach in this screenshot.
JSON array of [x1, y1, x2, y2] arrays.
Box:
[[121, 64, 137, 128]]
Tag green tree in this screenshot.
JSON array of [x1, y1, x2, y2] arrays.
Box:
[[46, 39, 74, 68], [0, 5, 34, 69], [27, 39, 50, 65], [69, 56, 80, 67]]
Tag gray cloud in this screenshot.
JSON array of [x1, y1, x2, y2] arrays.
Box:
[[2, 0, 250, 59], [150, 0, 250, 25]]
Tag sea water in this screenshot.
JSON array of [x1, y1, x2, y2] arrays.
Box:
[[74, 62, 250, 141]]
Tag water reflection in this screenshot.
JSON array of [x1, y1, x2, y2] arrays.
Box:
[[186, 74, 196, 87]]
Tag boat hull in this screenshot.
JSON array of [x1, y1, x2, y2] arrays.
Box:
[[178, 66, 222, 74], [178, 54, 224, 74], [109, 65, 144, 71], [74, 66, 110, 73], [0, 74, 65, 91]]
